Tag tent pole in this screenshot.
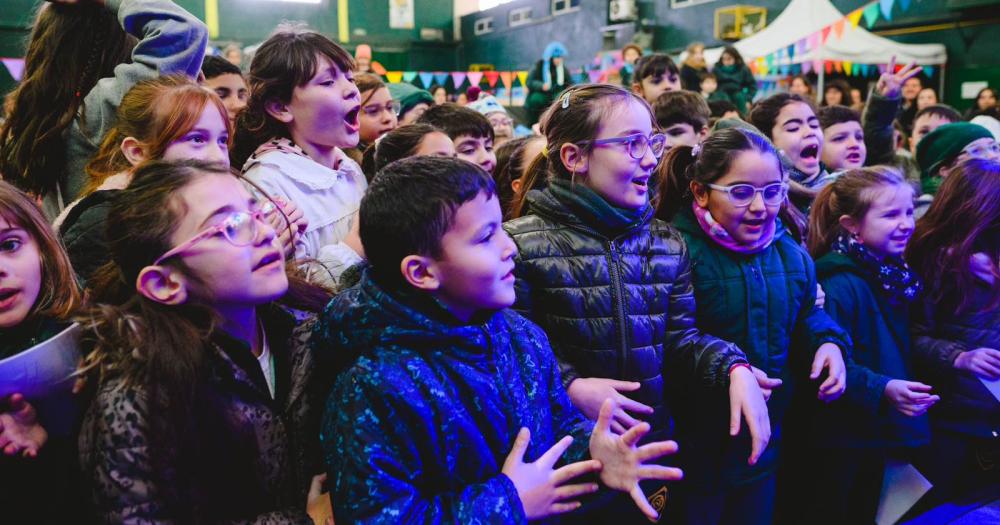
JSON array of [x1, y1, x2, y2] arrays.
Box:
[[939, 64, 946, 102], [817, 59, 825, 105]]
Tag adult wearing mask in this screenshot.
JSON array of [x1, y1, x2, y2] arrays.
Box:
[[526, 41, 572, 125]]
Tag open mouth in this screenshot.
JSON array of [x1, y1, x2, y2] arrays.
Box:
[[0, 288, 19, 308], [632, 176, 650, 191], [344, 106, 361, 132], [502, 267, 515, 281], [800, 143, 820, 162], [846, 151, 863, 163], [253, 251, 283, 272]]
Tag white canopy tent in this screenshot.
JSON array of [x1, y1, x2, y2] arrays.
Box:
[[701, 0, 947, 99]]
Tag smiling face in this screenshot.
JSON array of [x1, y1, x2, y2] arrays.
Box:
[[843, 183, 915, 259], [771, 101, 823, 176], [428, 191, 517, 321], [161, 105, 231, 168], [164, 174, 288, 310], [577, 98, 658, 209], [694, 149, 783, 245], [822, 120, 866, 171], [280, 56, 361, 151], [0, 217, 42, 329]]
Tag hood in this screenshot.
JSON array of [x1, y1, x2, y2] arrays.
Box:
[[542, 41, 567, 61]]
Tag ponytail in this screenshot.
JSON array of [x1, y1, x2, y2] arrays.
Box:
[[654, 144, 696, 221], [509, 149, 549, 219], [806, 183, 839, 257]]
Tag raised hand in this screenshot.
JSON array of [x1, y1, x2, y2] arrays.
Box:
[[589, 400, 683, 521], [876, 56, 921, 99], [884, 380, 940, 417], [567, 377, 654, 434], [502, 428, 602, 519], [811, 343, 847, 402], [954, 347, 1000, 380], [729, 366, 772, 465], [0, 394, 48, 458]]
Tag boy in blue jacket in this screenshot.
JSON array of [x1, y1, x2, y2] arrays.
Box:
[[317, 156, 683, 524]]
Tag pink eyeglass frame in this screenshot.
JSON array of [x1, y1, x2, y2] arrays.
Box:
[[151, 201, 275, 266]]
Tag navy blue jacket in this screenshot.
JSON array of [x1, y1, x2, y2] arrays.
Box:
[[316, 275, 593, 524]]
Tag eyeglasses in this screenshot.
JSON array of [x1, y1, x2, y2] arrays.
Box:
[[151, 201, 276, 266], [578, 133, 667, 160], [489, 117, 514, 127], [960, 140, 1000, 160], [706, 182, 787, 207], [362, 100, 402, 117]]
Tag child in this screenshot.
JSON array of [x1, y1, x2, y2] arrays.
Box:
[[504, 84, 769, 521], [469, 94, 515, 147], [709, 100, 741, 128], [700, 73, 724, 102], [201, 54, 249, 125], [906, 158, 1000, 506], [909, 104, 961, 155], [319, 156, 683, 522], [359, 123, 455, 178], [803, 167, 935, 524], [654, 90, 711, 151], [417, 103, 497, 173], [356, 73, 398, 151], [0, 181, 85, 523], [713, 46, 756, 116], [818, 106, 866, 171], [0, 0, 207, 219], [235, 27, 367, 288], [914, 121, 997, 217], [631, 53, 681, 105], [655, 128, 849, 525], [916, 87, 938, 111], [77, 160, 333, 523], [494, 136, 545, 219], [387, 82, 434, 125]]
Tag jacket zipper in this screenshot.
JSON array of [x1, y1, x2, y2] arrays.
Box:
[[606, 240, 630, 375]]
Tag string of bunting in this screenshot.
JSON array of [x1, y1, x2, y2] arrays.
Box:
[[382, 68, 598, 91], [746, 0, 933, 79]]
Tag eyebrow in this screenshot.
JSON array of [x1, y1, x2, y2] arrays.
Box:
[[0, 227, 26, 235]]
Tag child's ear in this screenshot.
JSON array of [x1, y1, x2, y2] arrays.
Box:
[[631, 82, 643, 97], [136, 266, 189, 305], [120, 137, 148, 167], [690, 180, 710, 208], [698, 126, 710, 142], [400, 255, 441, 292], [511, 177, 522, 194], [838, 214, 860, 236], [559, 143, 589, 176], [264, 98, 294, 124]]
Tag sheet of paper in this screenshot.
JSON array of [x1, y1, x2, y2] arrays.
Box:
[[876, 461, 933, 525], [961, 81, 989, 99], [0, 323, 82, 399], [979, 375, 1000, 403]]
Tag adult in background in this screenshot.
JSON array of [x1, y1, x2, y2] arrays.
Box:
[[619, 43, 643, 88], [965, 87, 998, 120], [681, 42, 708, 92], [713, 46, 757, 116], [525, 41, 572, 125], [898, 74, 923, 133]]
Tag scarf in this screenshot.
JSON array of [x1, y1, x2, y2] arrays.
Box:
[[692, 201, 776, 255], [548, 178, 648, 236], [832, 233, 922, 305]]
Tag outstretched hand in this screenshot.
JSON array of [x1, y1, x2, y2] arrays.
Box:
[[502, 428, 602, 520], [729, 366, 773, 465], [0, 394, 48, 458], [589, 400, 683, 521], [876, 56, 921, 99]]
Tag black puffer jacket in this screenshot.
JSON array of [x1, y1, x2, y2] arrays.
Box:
[[503, 186, 748, 448]]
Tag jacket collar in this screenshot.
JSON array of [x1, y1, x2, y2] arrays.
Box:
[[526, 182, 653, 239]]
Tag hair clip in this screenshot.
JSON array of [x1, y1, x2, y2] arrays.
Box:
[[541, 145, 549, 158], [691, 143, 703, 157], [561, 93, 571, 109]]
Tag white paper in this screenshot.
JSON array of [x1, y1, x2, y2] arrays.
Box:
[[876, 461, 933, 525], [0, 323, 82, 400], [979, 375, 1000, 403], [389, 0, 414, 29], [961, 81, 989, 100]]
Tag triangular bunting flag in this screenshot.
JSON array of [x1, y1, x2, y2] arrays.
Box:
[[843, 61, 853, 75], [825, 61, 834, 74], [433, 72, 449, 87], [749, 60, 758, 75], [484, 70, 500, 87], [848, 8, 864, 29], [418, 72, 434, 88], [821, 25, 832, 44], [808, 32, 820, 52], [860, 63, 870, 77], [796, 38, 807, 55], [500, 71, 513, 90], [923, 65, 934, 78], [451, 72, 467, 88], [516, 71, 528, 87], [386, 71, 403, 84], [880, 0, 894, 21], [813, 59, 823, 73], [802, 60, 812, 74], [402, 71, 417, 83], [835, 61, 844, 73], [467, 71, 484, 86], [787, 44, 796, 61], [863, 3, 880, 28], [587, 69, 602, 83], [0, 58, 25, 81], [833, 18, 846, 39], [900, 0, 912, 11], [780, 64, 790, 76]]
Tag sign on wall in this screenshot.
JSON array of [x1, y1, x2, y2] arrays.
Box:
[[390, 0, 415, 29]]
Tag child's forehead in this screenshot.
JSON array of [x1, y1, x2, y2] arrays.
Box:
[[454, 134, 490, 144]]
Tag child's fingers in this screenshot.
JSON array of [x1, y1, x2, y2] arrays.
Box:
[[504, 428, 530, 467], [630, 485, 659, 521], [607, 379, 642, 392], [552, 482, 600, 501], [809, 354, 824, 379], [637, 464, 684, 481], [616, 396, 654, 415], [611, 421, 627, 435], [635, 440, 680, 462], [730, 395, 742, 436], [614, 408, 642, 430], [549, 501, 583, 515], [887, 55, 897, 73], [553, 461, 602, 486], [595, 399, 615, 435], [538, 435, 574, 468], [621, 422, 651, 448]]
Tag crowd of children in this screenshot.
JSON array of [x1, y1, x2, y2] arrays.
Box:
[[0, 1, 998, 524]]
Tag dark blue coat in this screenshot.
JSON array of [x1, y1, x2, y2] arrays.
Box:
[[316, 275, 593, 524]]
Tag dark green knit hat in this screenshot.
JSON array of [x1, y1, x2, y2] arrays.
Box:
[[916, 122, 993, 193], [387, 82, 434, 120]]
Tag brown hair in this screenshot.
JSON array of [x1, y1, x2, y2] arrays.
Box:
[[907, 158, 1000, 315], [654, 90, 710, 132], [0, 181, 81, 321], [807, 166, 910, 258], [231, 26, 355, 169], [355, 72, 386, 106], [84, 75, 231, 194], [0, 2, 134, 196]]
